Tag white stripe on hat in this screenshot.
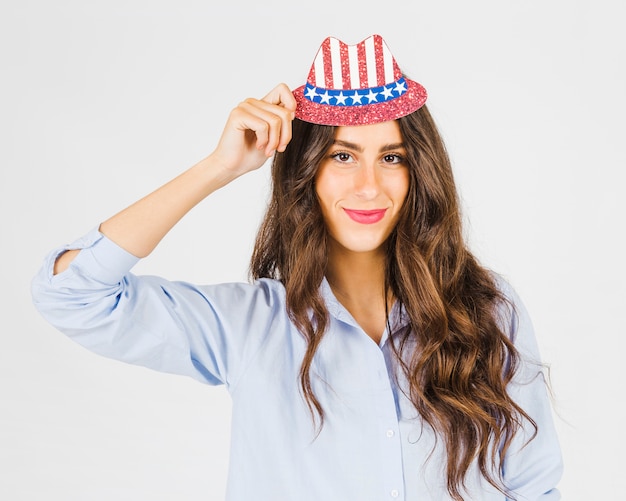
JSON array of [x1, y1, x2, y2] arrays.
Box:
[[382, 41, 394, 84], [330, 38, 342, 90], [314, 48, 325, 88], [364, 36, 376, 88], [348, 44, 360, 89]]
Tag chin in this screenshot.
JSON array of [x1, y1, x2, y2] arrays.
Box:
[[335, 236, 389, 254]]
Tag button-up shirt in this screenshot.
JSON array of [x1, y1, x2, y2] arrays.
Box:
[[31, 229, 563, 500]]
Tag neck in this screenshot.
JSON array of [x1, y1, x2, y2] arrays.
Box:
[[325, 244, 393, 344], [326, 247, 387, 299]]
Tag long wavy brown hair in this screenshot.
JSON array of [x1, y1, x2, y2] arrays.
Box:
[[250, 106, 536, 500]]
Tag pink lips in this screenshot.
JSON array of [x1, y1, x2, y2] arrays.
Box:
[[343, 208, 387, 224]]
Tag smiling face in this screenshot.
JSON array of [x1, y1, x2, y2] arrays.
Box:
[[315, 120, 410, 257]]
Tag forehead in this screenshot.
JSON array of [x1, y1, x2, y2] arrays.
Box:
[[333, 120, 402, 146]]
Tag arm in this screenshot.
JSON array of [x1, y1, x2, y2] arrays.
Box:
[[32, 228, 287, 387], [54, 83, 296, 273], [33, 84, 296, 386]]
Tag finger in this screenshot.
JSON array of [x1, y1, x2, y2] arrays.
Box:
[[262, 91, 295, 151], [245, 95, 294, 124], [229, 105, 269, 152], [237, 101, 284, 155], [240, 98, 294, 154], [277, 114, 292, 153], [262, 83, 297, 114]]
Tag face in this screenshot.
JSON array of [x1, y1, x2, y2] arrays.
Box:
[[315, 120, 409, 256]]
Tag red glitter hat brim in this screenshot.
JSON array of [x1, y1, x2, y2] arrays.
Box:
[[293, 79, 427, 127]]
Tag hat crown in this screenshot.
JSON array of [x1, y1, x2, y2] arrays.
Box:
[[293, 33, 427, 126], [307, 34, 402, 91]]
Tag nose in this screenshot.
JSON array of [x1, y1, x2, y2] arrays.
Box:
[[353, 163, 380, 200]]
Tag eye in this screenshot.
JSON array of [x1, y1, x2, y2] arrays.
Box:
[[382, 153, 404, 165], [330, 151, 354, 163]]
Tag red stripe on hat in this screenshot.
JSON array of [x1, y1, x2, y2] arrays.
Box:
[[357, 41, 368, 89], [340, 41, 350, 90], [374, 35, 385, 86], [322, 39, 333, 88], [393, 61, 402, 80]]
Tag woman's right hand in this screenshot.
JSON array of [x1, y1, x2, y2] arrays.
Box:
[[208, 83, 297, 179], [54, 84, 298, 273]]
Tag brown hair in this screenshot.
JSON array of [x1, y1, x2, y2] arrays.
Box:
[[250, 108, 536, 500]]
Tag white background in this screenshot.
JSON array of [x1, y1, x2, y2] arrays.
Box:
[[1, 1, 624, 499]]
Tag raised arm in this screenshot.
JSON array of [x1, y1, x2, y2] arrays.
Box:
[[54, 83, 296, 274]]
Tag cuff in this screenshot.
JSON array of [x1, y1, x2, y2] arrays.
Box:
[[69, 228, 141, 284], [41, 227, 141, 285]]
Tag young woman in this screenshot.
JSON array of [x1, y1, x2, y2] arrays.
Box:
[[32, 35, 562, 500]]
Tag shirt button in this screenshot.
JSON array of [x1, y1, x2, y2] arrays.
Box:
[[390, 489, 399, 498], [386, 429, 395, 438]]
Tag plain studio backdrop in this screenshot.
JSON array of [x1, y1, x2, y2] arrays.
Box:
[[1, 1, 624, 500]]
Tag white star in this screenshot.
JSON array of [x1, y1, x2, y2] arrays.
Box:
[[319, 91, 331, 104], [351, 92, 363, 105], [381, 85, 394, 99], [394, 81, 407, 95], [366, 89, 379, 103], [334, 91, 348, 105], [304, 86, 318, 100]]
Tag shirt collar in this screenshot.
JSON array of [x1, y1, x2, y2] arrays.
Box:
[[319, 277, 409, 348]]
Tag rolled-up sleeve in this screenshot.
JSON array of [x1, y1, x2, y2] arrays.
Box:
[[31, 228, 282, 388]]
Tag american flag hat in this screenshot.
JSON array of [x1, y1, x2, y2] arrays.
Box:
[[293, 34, 427, 126]]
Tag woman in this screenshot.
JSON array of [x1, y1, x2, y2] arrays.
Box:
[[32, 35, 562, 500]]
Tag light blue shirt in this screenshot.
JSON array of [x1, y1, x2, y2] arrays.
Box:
[[31, 229, 562, 500]]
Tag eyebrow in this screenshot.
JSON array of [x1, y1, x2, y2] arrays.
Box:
[[332, 139, 405, 153]]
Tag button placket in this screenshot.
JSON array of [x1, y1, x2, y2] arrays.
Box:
[[373, 334, 404, 501]]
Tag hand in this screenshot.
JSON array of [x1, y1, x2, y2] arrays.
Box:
[[209, 83, 297, 179]]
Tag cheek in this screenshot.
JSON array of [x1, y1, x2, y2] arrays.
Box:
[[390, 170, 410, 203]]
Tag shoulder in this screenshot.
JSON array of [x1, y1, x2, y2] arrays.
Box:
[[489, 272, 527, 333], [488, 272, 536, 345], [490, 271, 521, 305], [488, 272, 546, 374], [203, 277, 286, 303], [151, 276, 288, 315], [189, 277, 289, 324]]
